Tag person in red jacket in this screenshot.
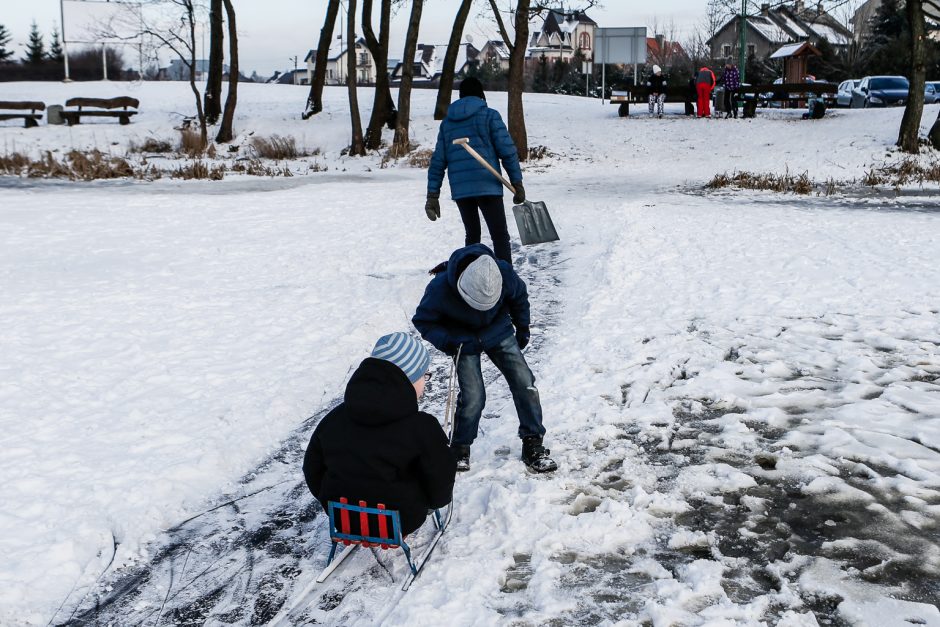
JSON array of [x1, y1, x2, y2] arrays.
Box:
[[696, 66, 717, 118]]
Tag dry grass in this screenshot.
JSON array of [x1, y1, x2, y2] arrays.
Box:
[[250, 135, 305, 160], [0, 152, 31, 175], [406, 148, 433, 169], [863, 157, 940, 187], [173, 161, 225, 180], [527, 145, 551, 160], [129, 137, 174, 154], [707, 170, 814, 194], [179, 130, 206, 158]]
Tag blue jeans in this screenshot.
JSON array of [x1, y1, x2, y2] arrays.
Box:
[[452, 334, 546, 446]]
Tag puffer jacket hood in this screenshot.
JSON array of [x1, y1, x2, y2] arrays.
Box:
[[446, 96, 487, 122], [344, 358, 417, 427]]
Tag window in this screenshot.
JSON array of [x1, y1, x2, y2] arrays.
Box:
[[746, 43, 756, 56], [579, 32, 591, 50], [722, 44, 731, 58], [359, 53, 370, 66]]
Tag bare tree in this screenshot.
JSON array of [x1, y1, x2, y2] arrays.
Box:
[[391, 0, 424, 157], [303, 0, 341, 119], [898, 0, 926, 153], [103, 1, 208, 148], [434, 0, 475, 120], [362, 0, 396, 150], [347, 0, 366, 156], [205, 0, 223, 124], [216, 0, 238, 143], [487, 1, 597, 161]]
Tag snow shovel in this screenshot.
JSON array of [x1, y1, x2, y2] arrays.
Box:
[[452, 138, 559, 246]]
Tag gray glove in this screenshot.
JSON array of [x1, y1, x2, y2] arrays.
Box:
[[425, 193, 440, 221], [511, 181, 525, 205]]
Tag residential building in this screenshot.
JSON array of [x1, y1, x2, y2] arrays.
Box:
[[304, 37, 376, 86], [707, 1, 852, 61], [390, 42, 480, 84], [527, 9, 598, 63], [479, 40, 511, 71], [646, 35, 688, 70], [851, 0, 884, 43]]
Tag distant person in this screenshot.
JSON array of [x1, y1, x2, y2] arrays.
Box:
[[801, 76, 827, 120], [721, 61, 740, 119], [685, 77, 697, 115], [647, 65, 667, 118], [303, 333, 457, 536], [696, 66, 716, 118], [426, 77, 524, 265], [412, 244, 557, 474]]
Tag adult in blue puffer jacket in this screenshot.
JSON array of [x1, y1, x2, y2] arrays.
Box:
[[412, 243, 557, 474], [425, 77, 524, 264]]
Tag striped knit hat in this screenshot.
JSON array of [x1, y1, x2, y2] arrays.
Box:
[[371, 332, 431, 384]]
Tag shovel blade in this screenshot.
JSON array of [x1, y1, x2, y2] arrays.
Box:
[[512, 200, 559, 246]]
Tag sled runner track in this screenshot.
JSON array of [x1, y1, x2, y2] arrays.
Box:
[[66, 242, 565, 626]]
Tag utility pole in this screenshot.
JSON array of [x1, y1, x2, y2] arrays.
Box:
[[290, 55, 298, 84], [738, 0, 747, 83], [59, 0, 71, 81]]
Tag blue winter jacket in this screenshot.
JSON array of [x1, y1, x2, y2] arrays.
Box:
[[427, 97, 523, 200], [412, 244, 530, 355]]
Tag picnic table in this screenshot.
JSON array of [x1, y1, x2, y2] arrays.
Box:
[[734, 82, 838, 118]]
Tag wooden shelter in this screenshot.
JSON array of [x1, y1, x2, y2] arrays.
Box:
[[770, 42, 821, 84]]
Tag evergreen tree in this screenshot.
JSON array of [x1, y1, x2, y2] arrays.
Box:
[[48, 27, 64, 63], [0, 24, 13, 62], [24, 20, 45, 64]]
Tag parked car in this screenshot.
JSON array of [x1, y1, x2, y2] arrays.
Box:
[[851, 76, 909, 108], [927, 81, 940, 104], [837, 79, 860, 107]]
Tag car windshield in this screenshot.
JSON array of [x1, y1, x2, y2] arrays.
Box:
[[871, 77, 909, 90], [931, 82, 940, 91]]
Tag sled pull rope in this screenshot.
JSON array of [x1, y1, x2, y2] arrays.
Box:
[[444, 344, 462, 444]]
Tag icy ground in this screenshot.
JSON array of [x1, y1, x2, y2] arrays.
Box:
[[1, 83, 939, 626]]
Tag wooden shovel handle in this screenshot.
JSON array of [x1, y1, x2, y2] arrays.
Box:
[[452, 138, 515, 194]]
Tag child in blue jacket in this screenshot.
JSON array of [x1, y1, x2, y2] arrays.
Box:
[[425, 78, 524, 264], [412, 244, 557, 474]]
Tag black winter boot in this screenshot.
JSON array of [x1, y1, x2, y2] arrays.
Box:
[[521, 436, 557, 473], [452, 444, 471, 472]]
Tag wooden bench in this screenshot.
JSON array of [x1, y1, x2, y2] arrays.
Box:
[[61, 97, 140, 126], [610, 85, 695, 117], [734, 83, 838, 118], [0, 101, 46, 128]]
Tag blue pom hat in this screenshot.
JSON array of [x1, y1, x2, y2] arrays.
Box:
[[371, 332, 431, 384]]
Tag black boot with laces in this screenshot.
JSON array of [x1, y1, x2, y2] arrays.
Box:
[[521, 436, 557, 473]]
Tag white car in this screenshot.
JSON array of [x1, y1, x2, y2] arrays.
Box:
[[837, 79, 860, 107]]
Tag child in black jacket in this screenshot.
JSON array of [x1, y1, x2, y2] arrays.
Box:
[[303, 333, 456, 535]]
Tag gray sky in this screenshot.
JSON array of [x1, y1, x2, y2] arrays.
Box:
[[3, 1, 706, 75]]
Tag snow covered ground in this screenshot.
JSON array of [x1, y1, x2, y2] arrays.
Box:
[[1, 82, 939, 626]]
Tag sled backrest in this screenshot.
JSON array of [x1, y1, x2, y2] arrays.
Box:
[[327, 498, 403, 549]]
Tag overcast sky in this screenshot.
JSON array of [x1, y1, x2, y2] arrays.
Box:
[[3, 1, 707, 76]]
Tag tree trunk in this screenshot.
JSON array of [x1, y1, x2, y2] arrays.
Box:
[[362, 0, 395, 150], [216, 0, 238, 143], [303, 0, 341, 119], [185, 1, 207, 150], [205, 0, 224, 125], [507, 0, 530, 162], [434, 0, 474, 120], [391, 0, 424, 157], [899, 0, 926, 153], [347, 0, 366, 156]]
